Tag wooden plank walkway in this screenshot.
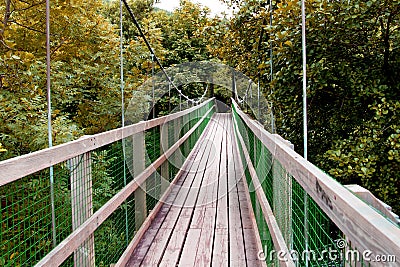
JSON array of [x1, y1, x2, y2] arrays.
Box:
[[125, 113, 263, 267]]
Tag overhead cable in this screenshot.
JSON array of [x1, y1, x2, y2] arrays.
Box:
[[121, 0, 207, 105]]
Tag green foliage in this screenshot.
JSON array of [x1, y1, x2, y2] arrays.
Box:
[[0, 0, 124, 160], [92, 150, 118, 211], [1, 0, 218, 161], [161, 0, 212, 65], [325, 99, 400, 212], [102, 0, 215, 118], [210, 0, 400, 212]]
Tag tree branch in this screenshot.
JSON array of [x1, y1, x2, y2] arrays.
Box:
[[50, 39, 66, 56], [10, 20, 46, 34], [0, 39, 14, 50], [14, 0, 46, 12], [0, 0, 12, 37], [383, 12, 393, 72]]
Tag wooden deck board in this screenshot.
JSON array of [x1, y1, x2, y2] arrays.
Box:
[[154, 116, 221, 266], [140, 117, 219, 266], [211, 114, 230, 266], [227, 117, 248, 266], [125, 114, 263, 267], [211, 228, 229, 266], [126, 117, 218, 266], [189, 115, 227, 266]]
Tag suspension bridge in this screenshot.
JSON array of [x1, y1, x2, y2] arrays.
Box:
[[0, 98, 399, 267], [1, 0, 400, 266]]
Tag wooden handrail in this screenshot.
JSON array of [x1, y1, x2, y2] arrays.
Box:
[[345, 184, 400, 225], [0, 98, 214, 186], [34, 105, 215, 267], [232, 100, 400, 266]]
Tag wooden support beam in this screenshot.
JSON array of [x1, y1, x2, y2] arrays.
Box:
[[70, 152, 95, 267], [183, 113, 190, 158], [175, 117, 183, 169], [160, 121, 170, 194], [345, 184, 400, 225], [132, 131, 146, 230]]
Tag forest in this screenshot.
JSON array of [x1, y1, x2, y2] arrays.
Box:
[[0, 0, 399, 215]]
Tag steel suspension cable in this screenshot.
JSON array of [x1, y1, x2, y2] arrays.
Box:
[[119, 0, 130, 248], [237, 79, 253, 104], [46, 0, 57, 248], [151, 53, 156, 118], [120, 0, 125, 129], [269, 0, 276, 133], [301, 1, 310, 266], [301, 2, 308, 160], [269, 0, 273, 87], [121, 0, 207, 105]]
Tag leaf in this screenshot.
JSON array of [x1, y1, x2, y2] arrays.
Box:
[[284, 40, 293, 47], [0, 143, 6, 153], [361, 167, 368, 175], [10, 252, 18, 260]]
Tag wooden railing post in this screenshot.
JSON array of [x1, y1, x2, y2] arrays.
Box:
[[183, 114, 190, 157], [133, 131, 146, 230], [255, 141, 267, 241], [160, 121, 169, 194], [272, 134, 294, 247], [174, 117, 183, 169], [70, 151, 95, 267]]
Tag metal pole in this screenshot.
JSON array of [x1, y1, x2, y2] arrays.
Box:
[[235, 78, 238, 102], [257, 79, 260, 119], [120, 0, 129, 247], [250, 80, 253, 111], [46, 0, 57, 248], [269, 0, 276, 134], [168, 80, 171, 113], [271, 102, 275, 134], [302, 3, 308, 159], [152, 53, 155, 119], [179, 93, 182, 111], [301, 1, 309, 266], [269, 0, 273, 85], [120, 1, 125, 128], [233, 72, 238, 102]]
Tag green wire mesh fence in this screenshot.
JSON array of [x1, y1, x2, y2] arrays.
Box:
[[0, 99, 214, 266], [232, 103, 377, 267]]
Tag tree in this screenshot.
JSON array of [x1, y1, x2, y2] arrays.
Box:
[[161, 0, 212, 65], [0, 0, 122, 159], [209, 0, 400, 212]]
